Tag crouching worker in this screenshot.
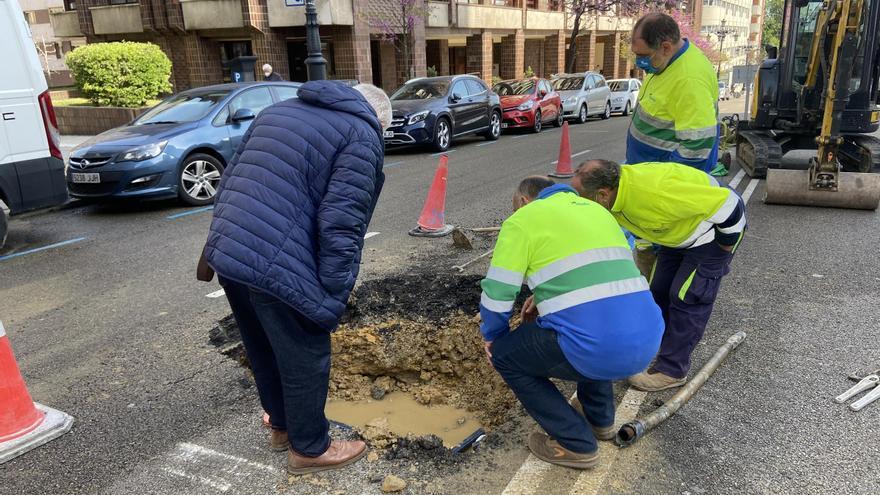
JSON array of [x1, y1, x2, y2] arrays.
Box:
[[479, 176, 664, 469], [572, 160, 745, 392]]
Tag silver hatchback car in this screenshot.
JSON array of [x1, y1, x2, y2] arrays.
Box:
[[551, 72, 613, 123]]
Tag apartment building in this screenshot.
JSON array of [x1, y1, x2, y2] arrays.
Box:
[[21, 0, 87, 87], [700, 0, 764, 76], [46, 0, 639, 93]]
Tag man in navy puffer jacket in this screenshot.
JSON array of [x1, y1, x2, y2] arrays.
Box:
[[200, 81, 391, 474]]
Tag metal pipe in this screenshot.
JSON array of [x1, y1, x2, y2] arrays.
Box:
[[615, 331, 747, 447]]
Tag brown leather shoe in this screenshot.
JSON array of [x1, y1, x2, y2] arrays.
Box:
[[287, 440, 368, 475], [527, 432, 598, 470], [270, 429, 289, 452], [568, 396, 617, 441]]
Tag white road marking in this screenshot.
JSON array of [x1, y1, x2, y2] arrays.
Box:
[[156, 443, 281, 493], [568, 388, 648, 494], [727, 169, 746, 190], [512, 135, 529, 140], [477, 141, 497, 147], [206, 289, 226, 298], [501, 388, 649, 495], [552, 150, 591, 165], [365, 231, 380, 239], [741, 178, 760, 204]]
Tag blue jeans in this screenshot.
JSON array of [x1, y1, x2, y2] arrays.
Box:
[[490, 322, 615, 454], [219, 276, 331, 457]]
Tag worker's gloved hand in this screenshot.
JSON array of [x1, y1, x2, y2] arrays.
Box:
[[521, 295, 538, 323]]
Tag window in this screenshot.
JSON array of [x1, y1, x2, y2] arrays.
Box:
[[465, 79, 487, 96], [526, 0, 538, 8], [108, 0, 138, 4], [23, 11, 37, 24], [136, 90, 231, 125], [219, 40, 254, 83], [64, 0, 77, 9], [273, 85, 299, 102], [228, 87, 274, 117], [449, 80, 469, 98], [593, 75, 607, 88], [390, 79, 451, 100]]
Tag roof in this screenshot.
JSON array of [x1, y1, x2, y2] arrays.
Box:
[[180, 81, 302, 94]]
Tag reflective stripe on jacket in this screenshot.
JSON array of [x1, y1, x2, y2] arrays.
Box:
[[611, 163, 745, 249], [626, 41, 720, 171], [479, 184, 664, 380]]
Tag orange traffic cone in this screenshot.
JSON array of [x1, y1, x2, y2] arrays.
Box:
[[409, 154, 454, 237], [0, 321, 73, 464], [549, 121, 575, 178]]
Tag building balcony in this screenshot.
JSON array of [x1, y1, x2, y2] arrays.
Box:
[[525, 9, 565, 30], [48, 9, 83, 37], [427, 1, 450, 27], [179, 0, 245, 30], [266, 0, 353, 27], [89, 4, 143, 35], [456, 3, 522, 30], [568, 14, 634, 33]]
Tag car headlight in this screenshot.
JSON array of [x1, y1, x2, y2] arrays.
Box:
[[613, 97, 624, 103], [517, 100, 535, 111], [408, 110, 430, 125], [120, 141, 167, 162]]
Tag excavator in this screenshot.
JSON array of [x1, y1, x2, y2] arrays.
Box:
[[735, 0, 880, 209]]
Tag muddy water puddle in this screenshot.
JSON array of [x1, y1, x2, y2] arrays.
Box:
[[326, 392, 482, 447]]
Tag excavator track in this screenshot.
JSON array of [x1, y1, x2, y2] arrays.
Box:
[[735, 130, 783, 178], [840, 134, 880, 173]]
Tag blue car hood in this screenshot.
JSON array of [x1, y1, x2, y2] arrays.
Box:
[[77, 122, 198, 150]]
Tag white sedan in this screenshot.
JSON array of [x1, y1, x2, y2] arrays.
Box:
[[607, 78, 641, 116]]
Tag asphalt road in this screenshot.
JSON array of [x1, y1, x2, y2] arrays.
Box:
[[1, 114, 879, 495]]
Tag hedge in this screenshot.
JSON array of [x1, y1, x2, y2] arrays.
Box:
[[66, 42, 172, 108]]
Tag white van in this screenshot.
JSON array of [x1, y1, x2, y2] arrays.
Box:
[[0, 0, 69, 247]]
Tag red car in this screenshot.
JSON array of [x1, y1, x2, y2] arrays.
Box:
[[492, 78, 563, 133]]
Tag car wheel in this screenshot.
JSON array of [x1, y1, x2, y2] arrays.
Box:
[[601, 102, 611, 120], [533, 110, 543, 134], [622, 101, 631, 117], [484, 111, 501, 140], [432, 118, 451, 152], [178, 153, 225, 206], [577, 104, 588, 124], [0, 199, 8, 249], [555, 108, 564, 127]]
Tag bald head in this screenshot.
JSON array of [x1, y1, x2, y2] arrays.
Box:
[[513, 175, 555, 211], [572, 159, 620, 210]]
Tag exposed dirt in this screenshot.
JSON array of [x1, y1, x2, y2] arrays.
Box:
[[210, 271, 520, 452]]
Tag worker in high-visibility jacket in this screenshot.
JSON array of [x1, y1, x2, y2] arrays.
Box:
[[627, 13, 719, 172], [572, 160, 746, 392], [479, 176, 664, 469]]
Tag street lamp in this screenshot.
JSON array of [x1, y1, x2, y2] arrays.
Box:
[[714, 19, 737, 79], [304, 0, 328, 81]]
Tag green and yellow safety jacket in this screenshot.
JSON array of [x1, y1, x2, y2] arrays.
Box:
[[626, 40, 720, 172], [611, 163, 746, 249], [479, 184, 664, 381]]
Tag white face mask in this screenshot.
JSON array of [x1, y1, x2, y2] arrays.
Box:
[[264, 71, 271, 77]]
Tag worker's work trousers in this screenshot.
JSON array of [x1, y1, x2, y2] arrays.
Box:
[[490, 322, 614, 454], [219, 276, 332, 458], [649, 242, 734, 379]]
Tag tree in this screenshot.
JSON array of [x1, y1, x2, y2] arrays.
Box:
[[762, 0, 784, 50], [564, 0, 674, 73], [368, 0, 427, 83]]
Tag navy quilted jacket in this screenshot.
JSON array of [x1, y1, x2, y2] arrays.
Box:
[[205, 80, 385, 331]]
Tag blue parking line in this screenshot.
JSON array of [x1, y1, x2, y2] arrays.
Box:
[[166, 206, 214, 220], [0, 237, 86, 262], [383, 161, 405, 169], [430, 149, 457, 157]]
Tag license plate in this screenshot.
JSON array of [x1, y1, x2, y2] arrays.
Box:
[[71, 172, 100, 184], [502, 123, 509, 129], [383, 130, 394, 138]]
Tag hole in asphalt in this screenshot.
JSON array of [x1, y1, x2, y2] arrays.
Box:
[[209, 271, 519, 457]]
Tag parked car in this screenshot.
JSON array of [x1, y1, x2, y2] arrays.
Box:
[[385, 75, 502, 152], [0, 0, 68, 248], [551, 72, 612, 123], [492, 78, 563, 133], [718, 81, 730, 100], [607, 78, 641, 116], [66, 81, 301, 205]]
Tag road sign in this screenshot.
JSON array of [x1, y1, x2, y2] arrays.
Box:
[[285, 0, 305, 5]]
